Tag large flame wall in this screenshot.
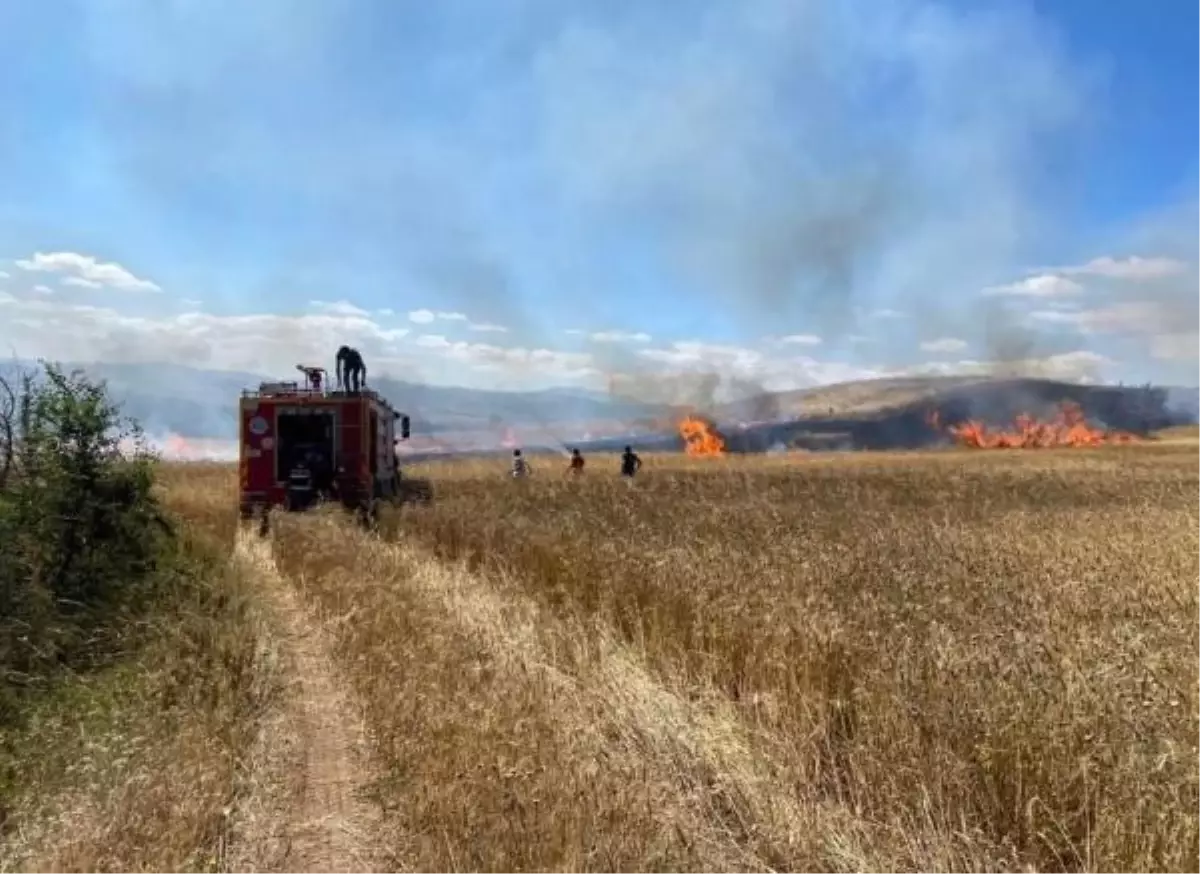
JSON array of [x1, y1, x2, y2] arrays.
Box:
[[927, 401, 1138, 448], [678, 415, 727, 457]]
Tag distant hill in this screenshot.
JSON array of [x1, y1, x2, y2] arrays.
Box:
[[717, 375, 1200, 424], [710, 377, 1200, 454], [3, 361, 1195, 457], [562, 376, 1200, 456], [717, 375, 992, 421], [0, 359, 666, 441]]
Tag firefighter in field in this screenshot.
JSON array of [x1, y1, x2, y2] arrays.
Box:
[[511, 448, 532, 479], [330, 466, 345, 504], [391, 441, 404, 497], [286, 458, 316, 511], [567, 447, 585, 475], [620, 445, 642, 480], [307, 448, 333, 500]]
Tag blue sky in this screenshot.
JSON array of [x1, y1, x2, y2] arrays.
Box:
[[0, 0, 1196, 400]]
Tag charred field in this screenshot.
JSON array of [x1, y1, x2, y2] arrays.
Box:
[[165, 439, 1197, 872], [716, 378, 1196, 453], [400, 377, 1198, 461]]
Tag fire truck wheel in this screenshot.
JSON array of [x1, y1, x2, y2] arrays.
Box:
[[357, 499, 379, 530]]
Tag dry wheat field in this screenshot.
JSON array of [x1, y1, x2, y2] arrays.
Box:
[[132, 446, 1200, 871]]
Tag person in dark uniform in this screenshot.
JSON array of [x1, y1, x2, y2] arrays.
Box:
[[336, 345, 367, 392], [620, 445, 642, 479], [307, 448, 333, 500], [389, 442, 403, 498], [567, 447, 585, 475], [296, 364, 325, 392], [330, 466, 345, 505], [286, 459, 315, 511]]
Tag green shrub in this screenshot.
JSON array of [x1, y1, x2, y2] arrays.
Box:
[[0, 363, 173, 724]]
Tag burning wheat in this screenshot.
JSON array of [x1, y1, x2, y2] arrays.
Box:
[[678, 415, 727, 457], [928, 400, 1141, 448]]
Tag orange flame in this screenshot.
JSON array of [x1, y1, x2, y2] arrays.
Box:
[[930, 401, 1139, 448], [679, 415, 727, 457]]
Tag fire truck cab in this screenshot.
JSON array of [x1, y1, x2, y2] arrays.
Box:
[[238, 365, 416, 523]]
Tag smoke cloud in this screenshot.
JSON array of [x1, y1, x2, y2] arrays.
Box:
[[533, 1, 1093, 344], [2, 0, 1193, 430]]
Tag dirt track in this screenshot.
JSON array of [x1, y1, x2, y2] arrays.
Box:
[[229, 531, 384, 873]]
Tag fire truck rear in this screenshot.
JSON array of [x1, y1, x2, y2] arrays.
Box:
[[238, 365, 428, 525]]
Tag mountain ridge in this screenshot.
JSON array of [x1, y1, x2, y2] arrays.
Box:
[[0, 359, 667, 439], [2, 359, 1195, 448]]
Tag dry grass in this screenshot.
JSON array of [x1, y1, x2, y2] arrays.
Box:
[[392, 446, 1198, 870], [107, 446, 1197, 871], [0, 461, 272, 873], [1155, 423, 1200, 444], [156, 461, 242, 550]]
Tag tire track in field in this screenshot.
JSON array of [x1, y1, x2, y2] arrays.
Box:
[[228, 529, 387, 873]]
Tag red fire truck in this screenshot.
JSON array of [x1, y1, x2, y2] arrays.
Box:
[[237, 366, 428, 525]]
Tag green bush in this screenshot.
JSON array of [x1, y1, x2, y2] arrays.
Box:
[[1, 363, 173, 724]]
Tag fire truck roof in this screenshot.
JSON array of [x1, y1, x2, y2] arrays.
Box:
[[240, 384, 400, 415]]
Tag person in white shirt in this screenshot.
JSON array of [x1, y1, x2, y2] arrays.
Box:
[[511, 448, 532, 478]]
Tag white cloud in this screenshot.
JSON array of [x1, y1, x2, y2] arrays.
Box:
[[639, 340, 763, 369], [904, 350, 1110, 382], [628, 337, 1116, 404], [309, 299, 370, 317], [377, 307, 395, 316], [983, 274, 1083, 298], [0, 270, 10, 279], [0, 293, 412, 376], [563, 328, 585, 336], [1056, 255, 1188, 280], [919, 337, 968, 354], [0, 285, 1165, 402], [1027, 301, 1170, 335], [868, 308, 906, 320], [778, 333, 822, 346], [634, 340, 883, 396], [408, 308, 474, 326], [412, 333, 596, 380], [1, 290, 598, 390], [1029, 301, 1197, 365], [15, 251, 161, 293], [590, 330, 652, 343], [468, 322, 509, 333], [33, 284, 53, 295], [1149, 332, 1199, 362], [180, 298, 202, 308]]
